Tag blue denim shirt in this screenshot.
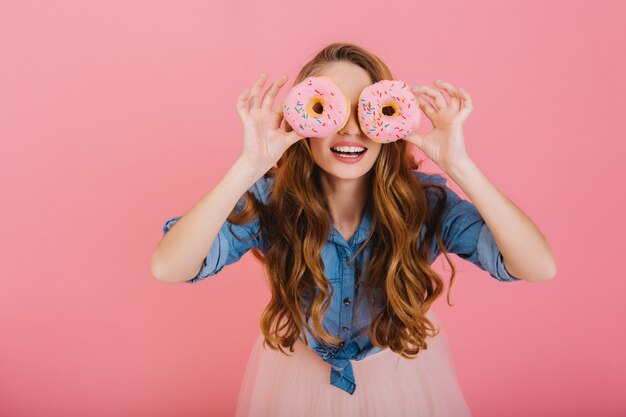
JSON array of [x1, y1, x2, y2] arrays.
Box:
[[162, 171, 521, 395]]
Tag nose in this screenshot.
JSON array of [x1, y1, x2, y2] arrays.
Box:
[[338, 106, 361, 136]]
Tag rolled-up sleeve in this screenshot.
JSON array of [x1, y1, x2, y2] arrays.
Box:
[[162, 216, 250, 283], [161, 178, 268, 284], [475, 222, 522, 282], [419, 172, 522, 282]]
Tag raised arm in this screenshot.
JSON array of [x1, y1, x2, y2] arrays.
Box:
[[406, 79, 557, 283], [151, 72, 304, 284], [151, 157, 264, 283], [446, 157, 557, 282]]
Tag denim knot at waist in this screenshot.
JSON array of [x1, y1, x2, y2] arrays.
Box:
[[312, 340, 362, 395]]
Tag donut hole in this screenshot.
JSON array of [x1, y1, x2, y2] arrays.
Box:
[[381, 102, 400, 117], [381, 105, 395, 116], [306, 96, 325, 117], [312, 101, 324, 115]]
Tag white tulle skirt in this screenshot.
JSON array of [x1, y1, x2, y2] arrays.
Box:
[[234, 311, 473, 417]]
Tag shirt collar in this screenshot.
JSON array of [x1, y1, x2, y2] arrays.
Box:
[[327, 202, 373, 249]]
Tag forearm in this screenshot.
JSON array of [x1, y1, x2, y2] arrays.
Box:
[[151, 155, 267, 283], [445, 157, 557, 282]]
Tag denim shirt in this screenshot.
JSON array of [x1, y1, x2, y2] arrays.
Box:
[[162, 171, 522, 395]]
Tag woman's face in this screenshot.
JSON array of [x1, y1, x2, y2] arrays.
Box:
[[308, 61, 383, 180]]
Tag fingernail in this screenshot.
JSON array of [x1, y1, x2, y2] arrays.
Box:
[[435, 79, 443, 83], [460, 87, 465, 92], [413, 85, 420, 89]]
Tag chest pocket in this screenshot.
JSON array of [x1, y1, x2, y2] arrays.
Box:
[[321, 243, 343, 283]]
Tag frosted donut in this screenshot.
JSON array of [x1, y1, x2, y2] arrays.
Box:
[[283, 76, 350, 138], [357, 80, 420, 143]]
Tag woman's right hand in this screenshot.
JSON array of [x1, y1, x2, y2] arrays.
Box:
[[236, 73, 305, 173]]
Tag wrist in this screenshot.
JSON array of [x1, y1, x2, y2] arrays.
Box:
[[233, 155, 271, 182], [444, 154, 476, 183]]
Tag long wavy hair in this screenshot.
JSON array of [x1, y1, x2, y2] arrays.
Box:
[[228, 42, 459, 359]]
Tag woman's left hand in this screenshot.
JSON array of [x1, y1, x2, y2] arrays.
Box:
[[402, 80, 473, 173]]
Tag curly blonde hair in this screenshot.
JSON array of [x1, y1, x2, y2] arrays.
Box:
[[229, 42, 457, 359]]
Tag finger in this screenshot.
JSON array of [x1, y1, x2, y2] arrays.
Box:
[[274, 106, 287, 129], [278, 115, 287, 131], [458, 87, 473, 118], [433, 80, 461, 111], [412, 86, 437, 113], [414, 85, 447, 109], [261, 75, 288, 110], [279, 111, 299, 134], [286, 129, 305, 147], [236, 88, 251, 121], [415, 94, 437, 121], [404, 131, 425, 150], [249, 73, 268, 108]]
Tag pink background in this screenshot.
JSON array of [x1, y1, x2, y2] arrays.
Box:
[[1, 0, 624, 416]]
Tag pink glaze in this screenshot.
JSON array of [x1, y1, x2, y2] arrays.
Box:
[[283, 76, 350, 138], [357, 80, 420, 143]]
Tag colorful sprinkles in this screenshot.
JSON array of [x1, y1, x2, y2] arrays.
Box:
[[357, 80, 420, 143], [282, 76, 348, 138]]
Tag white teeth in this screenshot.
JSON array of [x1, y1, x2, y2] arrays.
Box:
[[331, 146, 366, 152]]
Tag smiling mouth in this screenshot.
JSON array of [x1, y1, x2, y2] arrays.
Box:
[[330, 146, 368, 157]]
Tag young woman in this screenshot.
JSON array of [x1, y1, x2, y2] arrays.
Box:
[[153, 42, 556, 417]]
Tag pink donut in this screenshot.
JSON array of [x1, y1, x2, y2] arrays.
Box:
[[282, 76, 350, 138], [357, 80, 420, 143]]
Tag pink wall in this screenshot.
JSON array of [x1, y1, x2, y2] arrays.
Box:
[[1, 0, 624, 415]]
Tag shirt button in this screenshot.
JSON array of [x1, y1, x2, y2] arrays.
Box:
[[342, 326, 349, 332], [339, 341, 345, 348], [343, 297, 351, 305]]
